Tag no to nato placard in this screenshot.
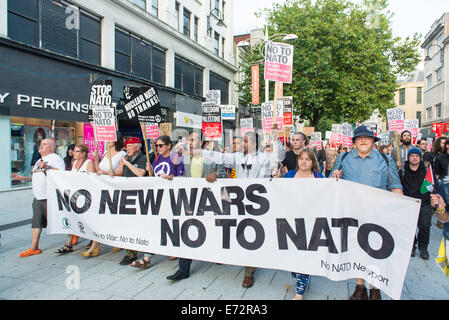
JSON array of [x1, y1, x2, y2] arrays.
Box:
[[264, 41, 294, 83]]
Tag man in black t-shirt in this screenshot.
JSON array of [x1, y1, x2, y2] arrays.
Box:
[[417, 139, 433, 168], [115, 137, 148, 265], [282, 132, 308, 172]]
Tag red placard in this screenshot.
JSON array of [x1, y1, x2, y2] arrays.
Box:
[[145, 123, 159, 139], [202, 123, 222, 141]]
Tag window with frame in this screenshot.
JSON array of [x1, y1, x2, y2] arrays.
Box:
[[417, 111, 422, 127], [214, 0, 220, 11], [437, 68, 443, 82], [214, 32, 219, 55], [221, 37, 225, 59], [183, 9, 191, 37], [115, 28, 166, 85], [417, 87, 422, 104], [131, 0, 146, 10], [436, 103, 442, 118], [427, 74, 433, 88], [175, 56, 203, 96], [175, 2, 180, 31], [399, 88, 405, 105], [426, 107, 432, 120], [150, 0, 158, 17], [194, 17, 199, 42], [7, 0, 101, 65], [210, 72, 229, 104]]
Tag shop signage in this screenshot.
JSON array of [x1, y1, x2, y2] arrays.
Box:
[[176, 111, 202, 129]]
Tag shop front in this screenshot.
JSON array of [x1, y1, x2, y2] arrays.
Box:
[[0, 38, 201, 190]]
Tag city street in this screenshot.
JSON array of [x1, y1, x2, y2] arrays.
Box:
[[0, 188, 448, 300]]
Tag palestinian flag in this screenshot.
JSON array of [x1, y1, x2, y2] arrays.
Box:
[[420, 165, 435, 194]]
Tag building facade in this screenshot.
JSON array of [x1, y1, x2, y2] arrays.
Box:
[[421, 12, 449, 137], [394, 71, 424, 124], [0, 0, 236, 190]]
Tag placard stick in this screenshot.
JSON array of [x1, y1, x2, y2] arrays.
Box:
[[106, 142, 113, 174], [395, 131, 401, 169], [140, 122, 152, 176]]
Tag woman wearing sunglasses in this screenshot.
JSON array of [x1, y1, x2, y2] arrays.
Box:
[[148, 135, 185, 179], [55, 144, 95, 255]]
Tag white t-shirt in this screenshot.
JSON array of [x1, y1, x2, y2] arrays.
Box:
[[71, 159, 92, 173], [99, 150, 126, 172], [32, 153, 65, 200]]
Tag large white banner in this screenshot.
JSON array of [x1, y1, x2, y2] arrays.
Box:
[[47, 171, 420, 300]]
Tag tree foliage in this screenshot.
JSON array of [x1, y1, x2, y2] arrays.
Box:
[[236, 0, 421, 128]]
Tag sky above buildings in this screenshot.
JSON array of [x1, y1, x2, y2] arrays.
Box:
[[233, 0, 449, 43]]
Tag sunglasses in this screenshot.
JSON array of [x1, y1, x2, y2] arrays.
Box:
[[155, 144, 166, 148]]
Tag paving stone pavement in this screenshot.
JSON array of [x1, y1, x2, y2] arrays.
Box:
[[0, 188, 448, 300]]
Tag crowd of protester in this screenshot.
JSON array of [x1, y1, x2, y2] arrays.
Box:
[[11, 125, 449, 300]]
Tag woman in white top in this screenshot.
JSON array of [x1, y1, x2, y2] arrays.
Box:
[[93, 133, 126, 176], [83, 133, 126, 257], [55, 144, 95, 255]]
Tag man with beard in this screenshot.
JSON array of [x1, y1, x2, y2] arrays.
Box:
[[332, 125, 402, 300], [392, 130, 413, 171]]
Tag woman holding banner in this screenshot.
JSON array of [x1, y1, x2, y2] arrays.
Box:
[[86, 133, 126, 256], [55, 144, 95, 254], [150, 135, 184, 179], [273, 148, 323, 300], [94, 132, 126, 176]]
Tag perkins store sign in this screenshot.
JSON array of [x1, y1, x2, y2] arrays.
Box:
[[0, 91, 90, 121]]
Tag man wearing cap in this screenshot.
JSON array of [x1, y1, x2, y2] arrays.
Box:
[[400, 147, 438, 260], [392, 130, 414, 171], [332, 125, 403, 300], [115, 137, 148, 265]]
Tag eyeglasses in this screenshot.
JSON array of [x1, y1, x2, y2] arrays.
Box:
[[155, 144, 166, 148]]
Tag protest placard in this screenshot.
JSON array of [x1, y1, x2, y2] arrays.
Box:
[[92, 107, 117, 142], [279, 96, 293, 127], [341, 123, 353, 148], [206, 90, 221, 106], [202, 102, 222, 141], [122, 86, 162, 123], [310, 132, 322, 150], [240, 118, 253, 136], [264, 41, 294, 83], [261, 101, 283, 135], [387, 108, 405, 131]]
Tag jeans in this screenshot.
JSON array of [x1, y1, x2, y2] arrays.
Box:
[[438, 180, 449, 207], [413, 204, 432, 250], [443, 224, 449, 240]]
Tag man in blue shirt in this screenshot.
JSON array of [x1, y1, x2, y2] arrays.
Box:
[[331, 125, 403, 300]]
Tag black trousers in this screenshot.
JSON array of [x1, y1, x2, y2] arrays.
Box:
[[178, 258, 192, 274], [414, 204, 432, 250]]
